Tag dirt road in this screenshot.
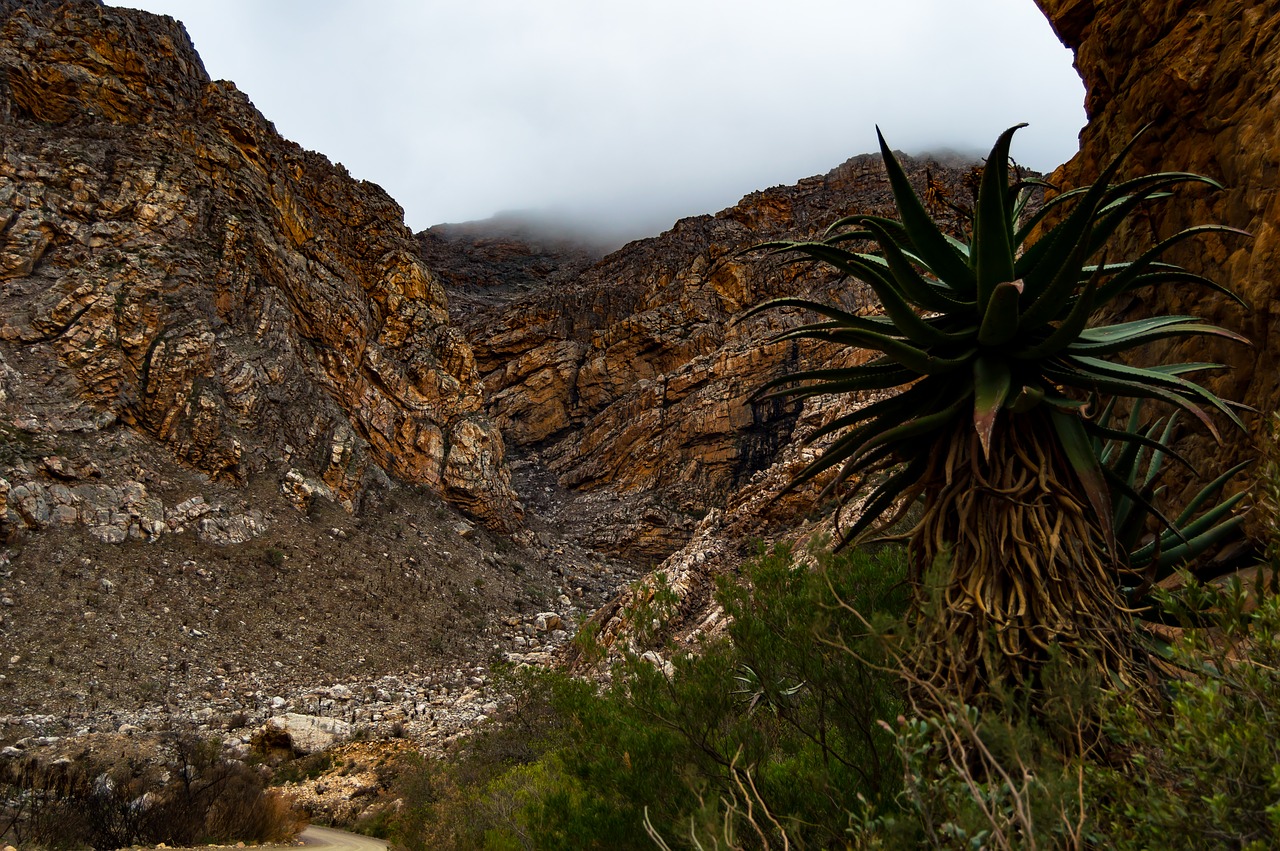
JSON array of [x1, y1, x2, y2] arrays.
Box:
[[297, 825, 388, 851]]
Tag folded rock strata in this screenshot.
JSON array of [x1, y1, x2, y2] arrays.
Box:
[[0, 0, 520, 536]]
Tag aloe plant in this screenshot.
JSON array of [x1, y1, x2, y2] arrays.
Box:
[[747, 125, 1249, 697], [1096, 400, 1249, 614]]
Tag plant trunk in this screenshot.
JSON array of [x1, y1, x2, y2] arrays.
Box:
[[906, 410, 1148, 704]]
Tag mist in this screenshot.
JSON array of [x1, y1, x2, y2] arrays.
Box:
[[121, 0, 1086, 239]]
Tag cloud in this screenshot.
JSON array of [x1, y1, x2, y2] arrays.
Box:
[[120, 0, 1085, 237]]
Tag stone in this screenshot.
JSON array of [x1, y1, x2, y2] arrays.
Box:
[[1035, 0, 1276, 515], [534, 612, 561, 632], [0, 0, 521, 533], [266, 713, 353, 754], [425, 153, 979, 559]]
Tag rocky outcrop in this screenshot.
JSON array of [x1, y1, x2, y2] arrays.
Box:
[[426, 155, 980, 558], [1035, 0, 1275, 490], [0, 0, 520, 533]]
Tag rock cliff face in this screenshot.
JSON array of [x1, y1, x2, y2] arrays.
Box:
[[423, 156, 980, 558], [0, 0, 520, 536], [1035, 0, 1276, 481]]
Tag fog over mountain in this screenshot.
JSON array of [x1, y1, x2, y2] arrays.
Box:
[[122, 0, 1086, 239]]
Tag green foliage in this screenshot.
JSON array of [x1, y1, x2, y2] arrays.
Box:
[[745, 125, 1249, 700], [1092, 577, 1280, 850], [380, 543, 909, 849], [377, 538, 1280, 849], [841, 575, 1280, 850]]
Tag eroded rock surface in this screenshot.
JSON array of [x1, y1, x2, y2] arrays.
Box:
[[425, 155, 980, 558], [0, 0, 520, 535], [1036, 0, 1275, 489]]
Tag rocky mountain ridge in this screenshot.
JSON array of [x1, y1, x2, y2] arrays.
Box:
[[0, 0, 519, 542], [4, 1, 1274, 804], [423, 153, 980, 559]]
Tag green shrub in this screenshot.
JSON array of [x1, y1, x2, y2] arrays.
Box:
[[843, 574, 1280, 850], [382, 543, 909, 849]]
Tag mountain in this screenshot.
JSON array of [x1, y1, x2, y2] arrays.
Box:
[[0, 0, 519, 542], [0, 0, 993, 736], [420, 154, 982, 560]]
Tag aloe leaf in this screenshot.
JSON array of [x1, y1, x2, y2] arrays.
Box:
[[973, 356, 1012, 461], [834, 456, 929, 549], [1005, 382, 1045, 414], [973, 125, 1024, 305], [1043, 364, 1220, 439], [1144, 516, 1246, 575], [1069, 355, 1244, 432], [844, 397, 965, 472], [1069, 322, 1249, 356], [1051, 409, 1115, 549], [1017, 235, 1093, 331], [1140, 413, 1181, 491], [799, 393, 917, 449], [1077, 315, 1204, 342], [1016, 133, 1147, 296], [1085, 173, 1223, 257], [876, 126, 976, 292], [1096, 224, 1251, 303], [855, 217, 976, 313], [1015, 267, 1100, 356], [1173, 460, 1251, 526], [794, 328, 975, 376], [1099, 267, 1249, 307], [746, 295, 895, 330], [755, 371, 916, 403], [1013, 185, 1090, 250], [1100, 170, 1222, 206], [977, 279, 1023, 346], [1087, 412, 1196, 492], [753, 363, 915, 401], [1132, 497, 1247, 569], [1101, 465, 1180, 549], [766, 243, 966, 346]]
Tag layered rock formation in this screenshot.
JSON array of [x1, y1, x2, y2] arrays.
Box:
[[1035, 0, 1275, 488], [424, 155, 980, 558], [0, 0, 520, 537]]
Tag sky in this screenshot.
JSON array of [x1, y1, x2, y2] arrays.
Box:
[[122, 0, 1086, 243]]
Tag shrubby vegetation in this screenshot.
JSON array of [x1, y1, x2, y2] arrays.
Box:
[[373, 543, 909, 849], [367, 544, 1280, 850], [0, 732, 305, 848]]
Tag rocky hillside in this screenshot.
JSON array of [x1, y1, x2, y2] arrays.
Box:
[[0, 0, 518, 539], [422, 155, 982, 560], [0, 0, 649, 750], [1035, 0, 1274, 502], [0, 0, 978, 748]]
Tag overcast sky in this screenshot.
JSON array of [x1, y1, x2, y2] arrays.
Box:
[[121, 0, 1085, 241]]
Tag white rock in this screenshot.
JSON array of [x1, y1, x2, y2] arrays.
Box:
[[267, 713, 352, 754]]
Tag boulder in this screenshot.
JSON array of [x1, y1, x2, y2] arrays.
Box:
[[266, 712, 352, 754]]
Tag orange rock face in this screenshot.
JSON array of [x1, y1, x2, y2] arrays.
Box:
[[427, 156, 980, 558], [0, 1, 520, 529], [1036, 0, 1276, 476]]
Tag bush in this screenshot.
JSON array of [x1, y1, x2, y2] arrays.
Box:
[[0, 733, 306, 849], [844, 573, 1280, 850], [381, 542, 910, 849]]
